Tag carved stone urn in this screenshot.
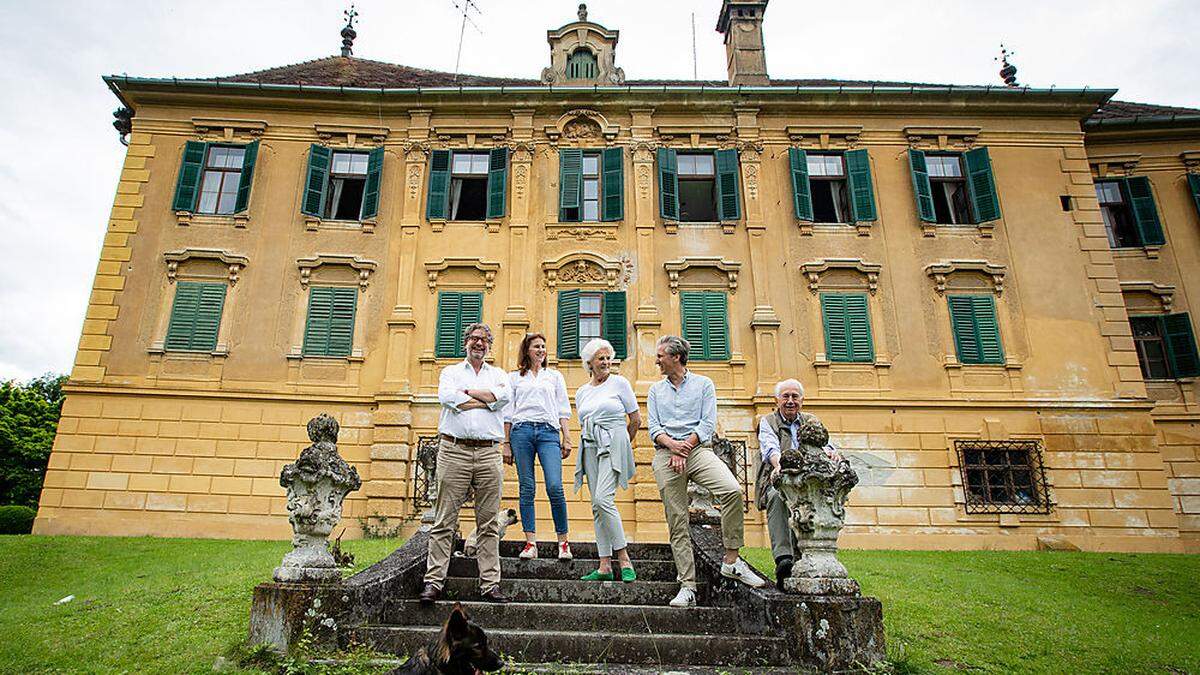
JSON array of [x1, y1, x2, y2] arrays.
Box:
[[776, 414, 861, 595], [273, 414, 362, 583]]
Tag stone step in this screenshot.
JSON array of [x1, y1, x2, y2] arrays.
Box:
[[498, 541, 676, 561], [380, 600, 741, 634], [441, 577, 707, 606], [354, 626, 792, 667], [448, 556, 679, 582]]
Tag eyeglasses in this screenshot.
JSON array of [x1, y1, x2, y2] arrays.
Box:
[[466, 335, 492, 344]]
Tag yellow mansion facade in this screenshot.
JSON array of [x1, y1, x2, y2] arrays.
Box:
[[34, 2, 1200, 552]]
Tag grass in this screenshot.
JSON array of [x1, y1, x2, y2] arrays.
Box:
[[0, 536, 1196, 674]]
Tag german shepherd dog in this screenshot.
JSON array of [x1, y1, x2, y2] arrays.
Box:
[[388, 603, 504, 674]]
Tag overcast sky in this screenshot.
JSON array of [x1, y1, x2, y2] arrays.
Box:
[[0, 0, 1196, 382]]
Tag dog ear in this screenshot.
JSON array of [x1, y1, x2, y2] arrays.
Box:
[[446, 602, 470, 638]]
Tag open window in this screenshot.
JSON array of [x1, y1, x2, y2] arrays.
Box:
[[1129, 313, 1199, 380], [426, 149, 509, 222], [677, 154, 718, 222], [807, 154, 851, 223], [909, 148, 1001, 226], [449, 152, 490, 221], [1095, 178, 1165, 249], [926, 155, 972, 225], [324, 152, 368, 220], [300, 145, 383, 222], [658, 148, 741, 223]]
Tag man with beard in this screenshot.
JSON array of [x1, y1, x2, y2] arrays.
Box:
[[421, 323, 512, 605]]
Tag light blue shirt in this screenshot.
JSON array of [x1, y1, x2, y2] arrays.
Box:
[[647, 370, 717, 444]]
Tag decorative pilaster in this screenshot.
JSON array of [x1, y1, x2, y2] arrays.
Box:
[[502, 114, 536, 366], [735, 109, 780, 394], [631, 109, 661, 387]]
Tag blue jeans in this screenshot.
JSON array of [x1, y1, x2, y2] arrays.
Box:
[[509, 422, 569, 535]]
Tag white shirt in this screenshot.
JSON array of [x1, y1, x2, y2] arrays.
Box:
[[576, 374, 639, 423], [504, 368, 571, 428], [438, 360, 512, 441]]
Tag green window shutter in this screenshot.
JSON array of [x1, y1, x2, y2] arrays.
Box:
[[557, 290, 581, 360], [1163, 313, 1200, 378], [559, 149, 583, 219], [1124, 176, 1165, 246], [703, 291, 730, 360], [821, 293, 874, 363], [486, 147, 508, 219], [435, 292, 479, 359], [165, 281, 226, 352], [1188, 173, 1200, 218], [964, 147, 1001, 223], [715, 149, 741, 221], [789, 147, 813, 221], [303, 287, 357, 357], [908, 149, 936, 223], [602, 147, 624, 222], [948, 294, 1004, 365], [845, 148, 877, 223], [658, 148, 679, 220], [679, 291, 707, 359], [172, 141, 207, 212], [603, 291, 627, 359], [327, 288, 358, 357], [427, 150, 451, 220], [301, 144, 331, 217], [360, 146, 384, 219], [233, 140, 259, 214]]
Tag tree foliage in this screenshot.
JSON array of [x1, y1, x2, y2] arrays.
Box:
[[0, 374, 67, 507]]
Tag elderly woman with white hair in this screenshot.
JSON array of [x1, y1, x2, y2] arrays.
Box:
[[573, 337, 641, 582]]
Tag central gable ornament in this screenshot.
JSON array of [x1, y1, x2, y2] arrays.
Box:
[[541, 4, 625, 85]]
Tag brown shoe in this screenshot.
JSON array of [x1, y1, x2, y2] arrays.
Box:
[[418, 583, 441, 606], [480, 586, 509, 604]]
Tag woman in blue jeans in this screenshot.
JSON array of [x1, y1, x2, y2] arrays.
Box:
[[503, 333, 573, 560]]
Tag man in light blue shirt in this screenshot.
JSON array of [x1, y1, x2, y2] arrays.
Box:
[[648, 335, 765, 608]]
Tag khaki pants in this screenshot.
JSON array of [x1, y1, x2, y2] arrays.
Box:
[[424, 437, 503, 591], [764, 484, 796, 562], [652, 445, 744, 589]]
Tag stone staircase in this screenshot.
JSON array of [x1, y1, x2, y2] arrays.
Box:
[[352, 541, 792, 668], [250, 518, 885, 671]]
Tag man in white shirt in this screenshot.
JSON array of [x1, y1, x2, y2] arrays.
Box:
[[420, 323, 511, 605]]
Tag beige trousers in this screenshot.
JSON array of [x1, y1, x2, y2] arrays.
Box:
[[424, 437, 503, 591], [652, 445, 745, 589]]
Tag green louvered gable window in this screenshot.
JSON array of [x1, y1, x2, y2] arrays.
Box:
[[164, 281, 227, 352], [557, 290, 627, 360], [820, 293, 874, 363], [1188, 173, 1200, 218], [435, 291, 483, 359], [680, 291, 730, 361], [947, 294, 1005, 365], [172, 141, 259, 215], [302, 286, 358, 358]]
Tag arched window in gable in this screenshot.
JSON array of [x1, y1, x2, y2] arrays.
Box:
[[566, 48, 598, 80]]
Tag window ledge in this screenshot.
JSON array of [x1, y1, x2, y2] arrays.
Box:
[[148, 342, 229, 358], [285, 347, 365, 363], [428, 219, 502, 233], [663, 220, 737, 235], [944, 357, 1022, 371], [176, 211, 250, 229], [1111, 245, 1162, 259], [1147, 376, 1196, 384], [920, 220, 995, 238], [813, 358, 891, 369], [303, 215, 376, 233], [799, 221, 872, 237]]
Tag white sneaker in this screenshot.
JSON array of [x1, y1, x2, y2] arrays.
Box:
[[721, 558, 766, 588], [558, 542, 573, 560], [668, 586, 697, 608], [519, 542, 538, 559]]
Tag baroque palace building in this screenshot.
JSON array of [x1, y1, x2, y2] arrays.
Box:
[[34, 1, 1200, 552]]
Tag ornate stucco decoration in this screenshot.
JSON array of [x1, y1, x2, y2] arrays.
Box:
[[1088, 152, 1142, 177], [545, 109, 619, 143], [786, 124, 863, 149], [799, 258, 882, 295], [424, 257, 502, 293], [663, 257, 741, 294], [313, 123, 389, 147], [191, 117, 267, 141], [541, 8, 624, 85], [925, 260, 1007, 295], [541, 252, 630, 290], [431, 124, 511, 148], [297, 254, 378, 289], [164, 248, 249, 285], [1179, 150, 1200, 172], [656, 124, 734, 148], [1120, 281, 1176, 313], [904, 125, 981, 150]]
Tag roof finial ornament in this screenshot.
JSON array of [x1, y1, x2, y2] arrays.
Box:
[[578, 3, 588, 22], [340, 5, 359, 57], [996, 44, 1018, 88]]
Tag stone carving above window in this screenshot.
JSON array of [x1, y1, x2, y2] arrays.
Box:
[[424, 257, 501, 293], [164, 248, 249, 285], [925, 260, 1007, 295], [541, 252, 631, 290], [904, 125, 980, 150], [663, 257, 741, 294], [1120, 281, 1176, 313], [545, 109, 619, 143], [297, 254, 377, 289], [799, 258, 882, 295]]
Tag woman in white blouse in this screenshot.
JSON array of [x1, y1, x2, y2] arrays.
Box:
[[503, 333, 573, 560], [574, 338, 641, 582]]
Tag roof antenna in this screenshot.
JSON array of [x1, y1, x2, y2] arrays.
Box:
[[691, 12, 698, 80], [450, 0, 484, 83], [340, 5, 358, 57], [996, 44, 1019, 87]]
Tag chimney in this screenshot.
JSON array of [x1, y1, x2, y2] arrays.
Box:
[[716, 0, 769, 86]]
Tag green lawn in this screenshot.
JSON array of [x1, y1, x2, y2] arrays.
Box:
[[0, 536, 1196, 674]]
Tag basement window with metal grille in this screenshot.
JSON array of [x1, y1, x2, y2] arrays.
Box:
[[955, 439, 1052, 514]]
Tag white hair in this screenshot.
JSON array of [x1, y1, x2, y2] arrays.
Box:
[[774, 378, 804, 399], [580, 338, 615, 373]]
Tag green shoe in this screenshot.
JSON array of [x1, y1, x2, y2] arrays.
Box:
[[620, 566, 637, 583], [581, 570, 614, 582]]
